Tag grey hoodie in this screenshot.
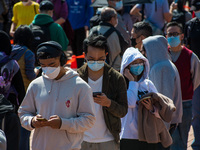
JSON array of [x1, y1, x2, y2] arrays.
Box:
[[18, 68, 96, 150], [142, 35, 183, 125]]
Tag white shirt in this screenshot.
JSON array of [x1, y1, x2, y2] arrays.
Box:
[[83, 76, 114, 143]]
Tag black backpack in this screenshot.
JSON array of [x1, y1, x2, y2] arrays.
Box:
[[172, 10, 186, 29], [90, 14, 101, 29], [30, 22, 53, 65], [30, 22, 53, 54]]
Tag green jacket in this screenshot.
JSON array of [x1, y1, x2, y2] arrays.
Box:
[[77, 63, 128, 143], [32, 14, 69, 51]]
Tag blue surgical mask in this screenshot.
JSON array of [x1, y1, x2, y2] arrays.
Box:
[[130, 63, 144, 76], [195, 11, 200, 19], [115, 0, 123, 11], [167, 36, 181, 47], [88, 61, 104, 71]]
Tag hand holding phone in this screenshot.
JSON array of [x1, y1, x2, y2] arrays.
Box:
[[37, 118, 48, 121], [138, 96, 151, 103], [93, 92, 102, 97]]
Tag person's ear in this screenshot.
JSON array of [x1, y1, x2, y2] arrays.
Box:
[[140, 35, 146, 41], [180, 33, 184, 41], [83, 52, 87, 61]]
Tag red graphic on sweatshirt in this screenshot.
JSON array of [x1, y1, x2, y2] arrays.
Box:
[[65, 100, 70, 108]]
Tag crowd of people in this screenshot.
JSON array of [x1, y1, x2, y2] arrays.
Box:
[[0, 0, 200, 150]]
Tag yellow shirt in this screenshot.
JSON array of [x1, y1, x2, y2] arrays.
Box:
[[12, 1, 39, 28]]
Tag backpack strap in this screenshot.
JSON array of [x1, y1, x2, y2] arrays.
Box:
[[103, 27, 115, 38], [34, 4, 36, 15]]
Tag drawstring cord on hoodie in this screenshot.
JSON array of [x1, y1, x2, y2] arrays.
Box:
[[48, 80, 61, 101]]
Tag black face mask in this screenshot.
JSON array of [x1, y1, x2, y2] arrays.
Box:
[[131, 38, 137, 47]]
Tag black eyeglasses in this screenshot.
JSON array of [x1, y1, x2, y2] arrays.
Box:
[[167, 32, 182, 37], [87, 59, 106, 64]]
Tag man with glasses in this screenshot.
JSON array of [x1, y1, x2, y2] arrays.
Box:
[[77, 35, 128, 150], [131, 22, 152, 49], [166, 22, 200, 150]]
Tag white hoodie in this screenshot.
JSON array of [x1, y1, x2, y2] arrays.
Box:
[[120, 47, 157, 140], [18, 68, 96, 150]]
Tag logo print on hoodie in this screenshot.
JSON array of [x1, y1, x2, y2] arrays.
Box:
[[65, 100, 71, 108]]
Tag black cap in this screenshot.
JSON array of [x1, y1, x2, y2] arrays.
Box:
[[39, 0, 54, 11], [191, 0, 200, 11], [36, 41, 62, 59]]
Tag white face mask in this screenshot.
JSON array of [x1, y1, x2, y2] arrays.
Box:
[[42, 66, 60, 79], [22, 0, 31, 6]]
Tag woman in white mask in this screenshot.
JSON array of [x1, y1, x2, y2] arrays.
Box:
[[9, 0, 39, 37]]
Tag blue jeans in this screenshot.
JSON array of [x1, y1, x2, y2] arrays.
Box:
[[171, 101, 192, 150], [19, 126, 30, 150], [192, 85, 200, 150]]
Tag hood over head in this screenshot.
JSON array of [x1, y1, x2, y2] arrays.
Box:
[[120, 47, 150, 82], [142, 35, 170, 68]]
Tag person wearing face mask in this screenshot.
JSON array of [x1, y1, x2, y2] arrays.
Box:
[[18, 41, 96, 150], [77, 35, 128, 150], [9, 0, 39, 37], [131, 21, 152, 49], [166, 22, 200, 150], [120, 47, 170, 150], [89, 7, 127, 71], [142, 35, 183, 149], [107, 0, 131, 45]]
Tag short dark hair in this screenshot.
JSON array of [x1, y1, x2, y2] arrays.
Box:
[[133, 22, 153, 37], [14, 25, 34, 49], [100, 7, 117, 22], [166, 22, 183, 33], [83, 35, 109, 54]]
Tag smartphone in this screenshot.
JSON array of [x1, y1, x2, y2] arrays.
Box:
[[174, 0, 178, 3], [93, 92, 102, 97], [139, 96, 151, 103], [37, 118, 47, 121]]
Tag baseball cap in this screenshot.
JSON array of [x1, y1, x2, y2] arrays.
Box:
[[190, 0, 200, 11], [36, 41, 62, 59], [39, 0, 54, 11]]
